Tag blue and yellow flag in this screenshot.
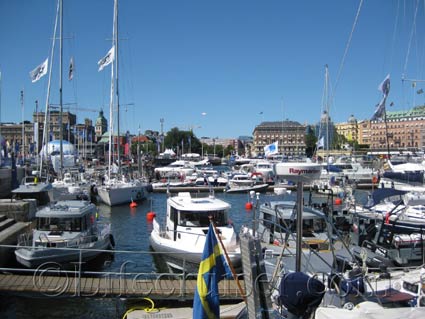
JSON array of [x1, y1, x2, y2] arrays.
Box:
[[192, 224, 232, 319]]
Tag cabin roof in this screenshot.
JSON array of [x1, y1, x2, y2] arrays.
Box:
[[168, 192, 231, 211], [36, 200, 95, 218]]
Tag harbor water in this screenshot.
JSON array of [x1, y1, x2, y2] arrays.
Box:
[[0, 188, 369, 318]]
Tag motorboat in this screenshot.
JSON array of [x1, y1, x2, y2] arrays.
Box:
[[149, 192, 241, 273], [256, 200, 331, 249], [12, 174, 53, 206], [154, 160, 196, 179], [52, 172, 90, 195], [345, 188, 425, 267], [15, 200, 114, 268], [225, 173, 269, 193]]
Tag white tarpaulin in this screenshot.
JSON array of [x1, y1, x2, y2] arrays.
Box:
[[40, 140, 76, 156], [315, 302, 425, 319]]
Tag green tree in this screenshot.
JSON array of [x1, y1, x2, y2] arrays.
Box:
[[164, 127, 201, 154], [304, 126, 317, 157]]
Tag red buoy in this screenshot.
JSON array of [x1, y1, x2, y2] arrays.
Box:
[[334, 198, 342, 205], [146, 211, 156, 221], [245, 202, 253, 210], [130, 201, 138, 208]]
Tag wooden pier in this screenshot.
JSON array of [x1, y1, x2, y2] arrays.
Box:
[[0, 273, 244, 300]]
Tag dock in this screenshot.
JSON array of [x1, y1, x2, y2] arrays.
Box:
[[151, 183, 376, 193], [0, 272, 244, 300]]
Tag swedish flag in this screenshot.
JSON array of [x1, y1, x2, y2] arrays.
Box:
[[193, 224, 232, 318]]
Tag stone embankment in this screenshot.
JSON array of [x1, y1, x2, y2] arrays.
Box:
[[0, 199, 36, 266]]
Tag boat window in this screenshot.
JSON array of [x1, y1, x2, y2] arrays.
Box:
[[37, 217, 83, 232], [302, 219, 326, 236], [178, 210, 228, 227], [170, 207, 177, 224]]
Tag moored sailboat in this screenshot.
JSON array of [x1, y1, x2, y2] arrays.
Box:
[[96, 0, 149, 206]]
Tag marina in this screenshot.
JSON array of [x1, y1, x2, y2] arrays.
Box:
[[2, 0, 425, 318]]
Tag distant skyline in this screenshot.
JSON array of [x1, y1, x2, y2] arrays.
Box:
[[1, 0, 425, 138]]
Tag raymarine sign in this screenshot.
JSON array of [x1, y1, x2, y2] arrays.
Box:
[[275, 163, 322, 183]]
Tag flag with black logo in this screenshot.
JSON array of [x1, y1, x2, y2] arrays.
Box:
[[30, 58, 48, 83], [98, 46, 115, 71]]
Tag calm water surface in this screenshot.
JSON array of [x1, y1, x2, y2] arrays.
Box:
[[0, 188, 369, 318]]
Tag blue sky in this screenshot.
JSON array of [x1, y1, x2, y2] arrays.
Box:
[[1, 0, 425, 139]]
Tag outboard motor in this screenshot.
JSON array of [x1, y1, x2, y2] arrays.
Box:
[[278, 272, 325, 319]]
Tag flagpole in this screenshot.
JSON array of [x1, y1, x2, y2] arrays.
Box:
[[209, 219, 246, 302], [384, 107, 390, 159], [21, 90, 25, 164]]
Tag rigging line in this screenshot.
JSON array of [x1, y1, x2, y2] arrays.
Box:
[[402, 0, 419, 79], [387, 0, 401, 75], [331, 0, 364, 101]]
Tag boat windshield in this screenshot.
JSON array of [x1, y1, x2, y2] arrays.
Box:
[[264, 214, 326, 235], [37, 216, 88, 232], [178, 210, 228, 227]]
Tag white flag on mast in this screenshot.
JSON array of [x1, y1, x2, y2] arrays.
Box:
[[264, 141, 278, 157], [29, 58, 48, 83], [316, 136, 325, 149], [98, 46, 115, 71]]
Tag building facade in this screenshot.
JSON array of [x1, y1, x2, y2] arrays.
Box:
[[357, 119, 371, 145], [315, 111, 335, 150], [335, 115, 358, 143], [95, 110, 107, 142], [252, 121, 306, 157], [370, 106, 425, 151]]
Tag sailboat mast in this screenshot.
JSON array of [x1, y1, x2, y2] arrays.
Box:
[[0, 70, 2, 166], [325, 65, 330, 155], [21, 90, 24, 163], [40, 0, 60, 177], [115, 0, 121, 175], [108, 0, 117, 179], [59, 0, 64, 179]]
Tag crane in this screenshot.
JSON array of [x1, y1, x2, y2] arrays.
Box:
[[49, 103, 100, 113]]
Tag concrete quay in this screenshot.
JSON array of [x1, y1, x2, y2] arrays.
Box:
[[0, 199, 35, 267]]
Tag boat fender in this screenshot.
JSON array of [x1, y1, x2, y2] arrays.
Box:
[[385, 212, 390, 224], [278, 272, 325, 318], [136, 191, 142, 200]]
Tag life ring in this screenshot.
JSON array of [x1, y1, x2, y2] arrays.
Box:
[[136, 191, 142, 200]]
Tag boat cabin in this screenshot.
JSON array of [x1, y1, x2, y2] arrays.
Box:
[[165, 192, 230, 241], [33, 201, 97, 247], [257, 201, 329, 249]]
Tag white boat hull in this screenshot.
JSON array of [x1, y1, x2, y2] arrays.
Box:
[[98, 183, 147, 206]]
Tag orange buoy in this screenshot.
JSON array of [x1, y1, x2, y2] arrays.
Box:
[[334, 198, 342, 205], [372, 176, 378, 184], [130, 201, 138, 208], [245, 202, 253, 210], [146, 211, 156, 221]]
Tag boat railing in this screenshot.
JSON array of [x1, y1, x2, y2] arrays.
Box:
[[32, 233, 107, 248], [17, 232, 33, 246]]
